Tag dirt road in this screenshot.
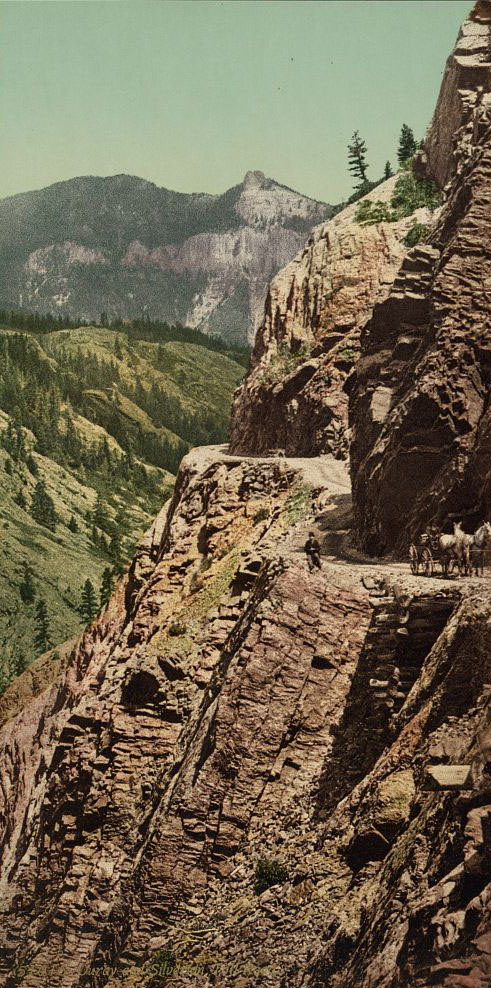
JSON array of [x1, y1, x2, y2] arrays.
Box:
[[185, 445, 489, 597]]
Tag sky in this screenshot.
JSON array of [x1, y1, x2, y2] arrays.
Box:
[[0, 0, 471, 205]]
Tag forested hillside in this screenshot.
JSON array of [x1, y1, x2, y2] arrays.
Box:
[[0, 323, 245, 693]]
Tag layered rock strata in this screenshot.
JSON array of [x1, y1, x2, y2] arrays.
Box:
[[350, 43, 491, 553], [416, 0, 491, 188], [0, 448, 359, 987], [0, 443, 490, 988], [229, 180, 431, 458], [2, 7, 491, 988]]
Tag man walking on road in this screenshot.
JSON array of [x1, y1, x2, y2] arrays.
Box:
[[305, 531, 322, 571]]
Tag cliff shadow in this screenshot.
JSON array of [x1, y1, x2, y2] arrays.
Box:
[[313, 594, 456, 821]]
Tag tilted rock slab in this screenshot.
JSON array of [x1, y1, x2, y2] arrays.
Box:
[[230, 177, 431, 459], [0, 445, 490, 988], [416, 0, 491, 189], [0, 448, 370, 987]]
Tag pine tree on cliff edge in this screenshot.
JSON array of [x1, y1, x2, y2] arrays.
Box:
[[80, 578, 97, 625], [348, 130, 369, 191], [398, 124, 417, 165]]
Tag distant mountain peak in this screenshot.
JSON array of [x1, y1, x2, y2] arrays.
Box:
[[0, 171, 334, 346], [243, 170, 267, 189]]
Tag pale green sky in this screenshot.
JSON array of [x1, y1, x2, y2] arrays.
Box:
[[0, 0, 471, 204]]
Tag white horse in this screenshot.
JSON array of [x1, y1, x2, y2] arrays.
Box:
[[452, 521, 473, 575], [469, 522, 491, 577], [436, 523, 464, 577]]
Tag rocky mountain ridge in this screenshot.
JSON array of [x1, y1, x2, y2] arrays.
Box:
[[231, 2, 491, 554], [0, 171, 333, 346]]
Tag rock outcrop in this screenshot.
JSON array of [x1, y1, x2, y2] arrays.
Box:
[[416, 0, 491, 188], [349, 3, 491, 554], [229, 178, 432, 458]]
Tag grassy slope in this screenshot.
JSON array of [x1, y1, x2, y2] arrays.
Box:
[[0, 326, 245, 687], [45, 325, 239, 425]]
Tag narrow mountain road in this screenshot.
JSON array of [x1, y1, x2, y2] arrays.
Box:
[[183, 444, 351, 494], [185, 445, 489, 596]]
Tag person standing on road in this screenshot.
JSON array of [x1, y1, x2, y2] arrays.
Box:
[[305, 531, 322, 571]]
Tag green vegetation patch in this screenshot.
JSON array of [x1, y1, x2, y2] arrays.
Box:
[[254, 856, 289, 895], [262, 344, 312, 385], [0, 321, 245, 697], [403, 222, 429, 247], [355, 160, 442, 227], [185, 550, 241, 623], [283, 484, 316, 526]]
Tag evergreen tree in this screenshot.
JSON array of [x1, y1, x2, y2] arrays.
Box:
[[397, 124, 417, 165], [384, 160, 394, 179], [5, 418, 15, 456], [34, 598, 51, 654], [26, 453, 38, 475], [19, 561, 36, 603], [5, 457, 12, 475], [348, 130, 369, 188], [0, 657, 9, 697], [48, 389, 60, 430], [15, 422, 26, 460], [80, 578, 97, 624], [109, 531, 122, 563], [14, 652, 29, 677], [100, 567, 114, 608], [34, 423, 51, 456], [68, 515, 79, 533], [64, 414, 81, 464], [31, 479, 57, 531], [93, 492, 110, 531], [14, 489, 27, 510]]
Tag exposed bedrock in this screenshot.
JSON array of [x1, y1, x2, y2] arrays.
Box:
[[2, 6, 491, 988], [0, 445, 490, 988], [0, 449, 365, 987], [349, 116, 491, 555], [229, 183, 428, 458], [349, 2, 491, 555], [415, 0, 491, 189]]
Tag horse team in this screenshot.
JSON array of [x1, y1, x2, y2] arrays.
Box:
[[434, 521, 491, 577]]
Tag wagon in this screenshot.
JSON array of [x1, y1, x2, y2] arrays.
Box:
[[409, 530, 448, 577]]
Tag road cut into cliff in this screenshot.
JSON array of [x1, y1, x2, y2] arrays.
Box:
[[0, 443, 489, 988]]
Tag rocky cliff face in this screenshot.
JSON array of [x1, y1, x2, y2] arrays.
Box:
[[0, 172, 333, 346], [0, 445, 490, 988], [229, 178, 433, 457], [1, 6, 491, 988], [416, 0, 491, 189], [349, 2, 491, 553]]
